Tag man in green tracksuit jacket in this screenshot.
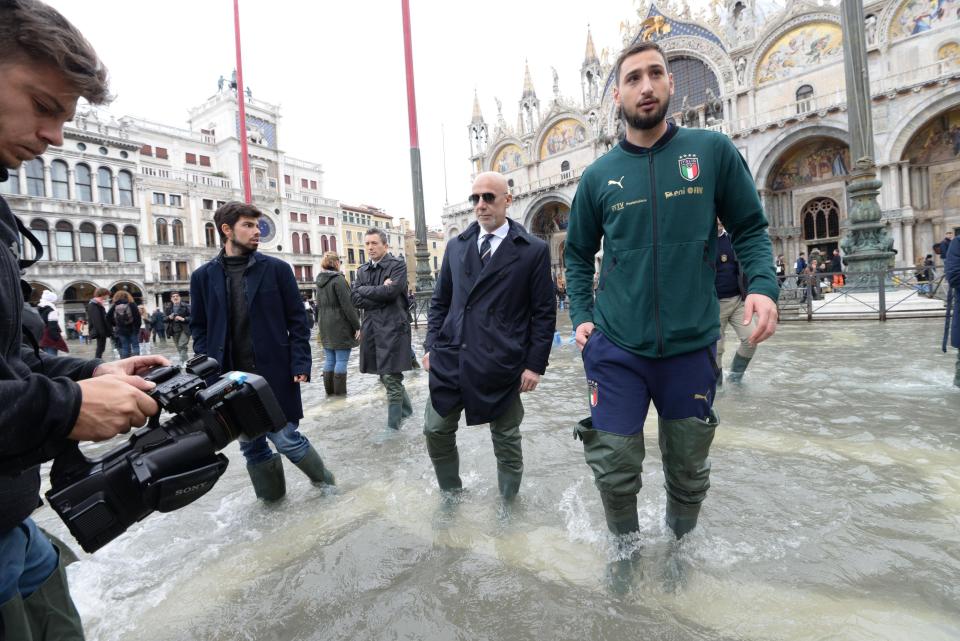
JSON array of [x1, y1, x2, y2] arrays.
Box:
[[565, 41, 779, 540]]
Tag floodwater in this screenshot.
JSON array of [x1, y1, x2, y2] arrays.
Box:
[[34, 316, 960, 641]]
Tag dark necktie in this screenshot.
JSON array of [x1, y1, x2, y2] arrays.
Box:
[[479, 233, 494, 268]]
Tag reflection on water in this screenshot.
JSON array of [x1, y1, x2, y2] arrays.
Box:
[[33, 317, 960, 640]]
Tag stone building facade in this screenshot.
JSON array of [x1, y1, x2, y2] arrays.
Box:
[[444, 0, 960, 278], [5, 80, 341, 330]]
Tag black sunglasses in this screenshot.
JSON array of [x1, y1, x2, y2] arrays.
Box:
[[469, 192, 505, 206]]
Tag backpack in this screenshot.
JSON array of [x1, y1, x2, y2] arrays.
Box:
[[114, 302, 135, 329]]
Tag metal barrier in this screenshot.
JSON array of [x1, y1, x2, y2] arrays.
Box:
[[777, 267, 947, 321]]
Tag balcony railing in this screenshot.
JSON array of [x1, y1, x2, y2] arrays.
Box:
[[140, 166, 232, 189], [733, 58, 959, 136]]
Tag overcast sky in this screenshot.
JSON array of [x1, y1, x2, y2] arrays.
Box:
[[45, 1, 785, 226]]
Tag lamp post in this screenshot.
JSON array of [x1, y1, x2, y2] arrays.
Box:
[[838, 0, 895, 287], [400, 0, 434, 299]]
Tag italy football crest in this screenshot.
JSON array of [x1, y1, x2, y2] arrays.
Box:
[[678, 154, 700, 182]]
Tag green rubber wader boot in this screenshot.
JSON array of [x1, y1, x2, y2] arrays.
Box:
[[716, 367, 723, 387], [0, 543, 85, 641], [954, 351, 960, 389], [497, 467, 523, 503], [246, 453, 286, 501], [600, 491, 640, 535], [401, 389, 413, 419], [665, 498, 701, 540], [727, 353, 752, 383], [293, 445, 335, 486], [659, 410, 719, 539], [387, 402, 404, 430], [430, 452, 463, 492], [574, 418, 645, 536], [322, 371, 335, 396], [333, 373, 347, 396]]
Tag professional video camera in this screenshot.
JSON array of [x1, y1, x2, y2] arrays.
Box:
[[46, 355, 286, 553]]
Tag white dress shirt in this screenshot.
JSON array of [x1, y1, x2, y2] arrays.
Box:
[[476, 220, 510, 259]]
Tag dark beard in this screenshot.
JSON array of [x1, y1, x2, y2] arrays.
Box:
[[230, 239, 258, 255], [623, 97, 670, 130]]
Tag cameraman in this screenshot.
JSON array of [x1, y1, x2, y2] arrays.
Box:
[[0, 2, 169, 638]]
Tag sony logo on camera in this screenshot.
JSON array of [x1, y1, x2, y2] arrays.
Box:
[[174, 481, 213, 497]]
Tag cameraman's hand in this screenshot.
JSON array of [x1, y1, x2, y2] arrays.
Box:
[[93, 355, 170, 378], [71, 375, 160, 442]]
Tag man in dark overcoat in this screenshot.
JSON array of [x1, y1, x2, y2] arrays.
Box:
[[352, 229, 413, 430], [191, 202, 335, 501], [86, 287, 112, 359], [423, 171, 556, 501], [943, 235, 960, 388]]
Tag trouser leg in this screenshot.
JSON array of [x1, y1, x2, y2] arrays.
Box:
[[423, 397, 463, 491], [489, 394, 524, 500], [381, 373, 407, 429], [726, 298, 757, 382], [94, 336, 106, 359], [954, 350, 960, 389], [579, 330, 651, 535]]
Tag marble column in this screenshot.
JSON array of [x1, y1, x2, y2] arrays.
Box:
[[900, 163, 911, 208], [43, 164, 52, 198], [902, 220, 915, 266], [67, 168, 75, 200], [111, 175, 120, 206]]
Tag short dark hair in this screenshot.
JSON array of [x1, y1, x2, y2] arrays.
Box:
[[0, 0, 111, 104], [614, 41, 669, 86], [364, 228, 388, 245], [214, 201, 262, 243], [94, 287, 109, 298]]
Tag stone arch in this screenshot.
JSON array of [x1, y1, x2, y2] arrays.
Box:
[[749, 11, 842, 87], [62, 280, 98, 305], [884, 88, 960, 163], [110, 281, 144, 304], [27, 281, 57, 306], [522, 193, 571, 279], [447, 227, 460, 239], [487, 138, 525, 173], [753, 122, 850, 186], [534, 113, 590, 162]]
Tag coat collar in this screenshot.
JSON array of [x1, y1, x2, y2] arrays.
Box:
[[458, 218, 532, 246]]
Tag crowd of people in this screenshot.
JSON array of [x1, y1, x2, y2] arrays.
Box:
[[1, 3, 958, 638]]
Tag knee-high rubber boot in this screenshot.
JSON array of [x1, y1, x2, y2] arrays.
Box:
[[401, 388, 413, 419], [292, 445, 336, 486], [727, 353, 752, 383], [387, 403, 403, 430], [0, 542, 86, 641], [333, 373, 347, 396], [430, 452, 463, 492], [574, 418, 645, 536], [659, 410, 719, 540], [322, 371, 335, 396], [246, 454, 286, 501], [497, 467, 523, 503]]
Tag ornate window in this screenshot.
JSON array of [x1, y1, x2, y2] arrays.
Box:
[[321, 235, 329, 253], [0, 167, 19, 195], [79, 222, 97, 261], [172, 219, 184, 246], [302, 233, 311, 255], [796, 85, 814, 114], [155, 218, 168, 245], [75, 164, 92, 202], [205, 223, 217, 248], [51, 160, 69, 199], [668, 56, 720, 113], [102, 224, 119, 262], [118, 170, 134, 206], [29, 219, 49, 261], [97, 167, 113, 204], [292, 232, 301, 254], [25, 159, 44, 197], [55, 221, 74, 261], [122, 226, 139, 262], [801, 198, 840, 240]]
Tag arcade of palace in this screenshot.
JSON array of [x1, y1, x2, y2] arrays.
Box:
[[442, 0, 960, 279]]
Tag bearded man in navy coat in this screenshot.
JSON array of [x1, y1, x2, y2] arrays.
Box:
[[190, 202, 335, 502], [423, 171, 556, 502]]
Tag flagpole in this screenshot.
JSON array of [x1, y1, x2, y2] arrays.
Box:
[[233, 0, 252, 204], [401, 0, 433, 295]]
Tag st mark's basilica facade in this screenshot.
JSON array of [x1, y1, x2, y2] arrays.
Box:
[[442, 0, 960, 281]]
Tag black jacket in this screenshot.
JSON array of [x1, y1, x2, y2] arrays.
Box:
[[351, 254, 411, 375], [166, 302, 191, 335], [86, 298, 111, 338], [426, 219, 555, 424], [0, 172, 101, 531], [107, 301, 141, 336]]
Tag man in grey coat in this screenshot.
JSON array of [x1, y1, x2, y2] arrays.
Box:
[[352, 228, 413, 430]]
